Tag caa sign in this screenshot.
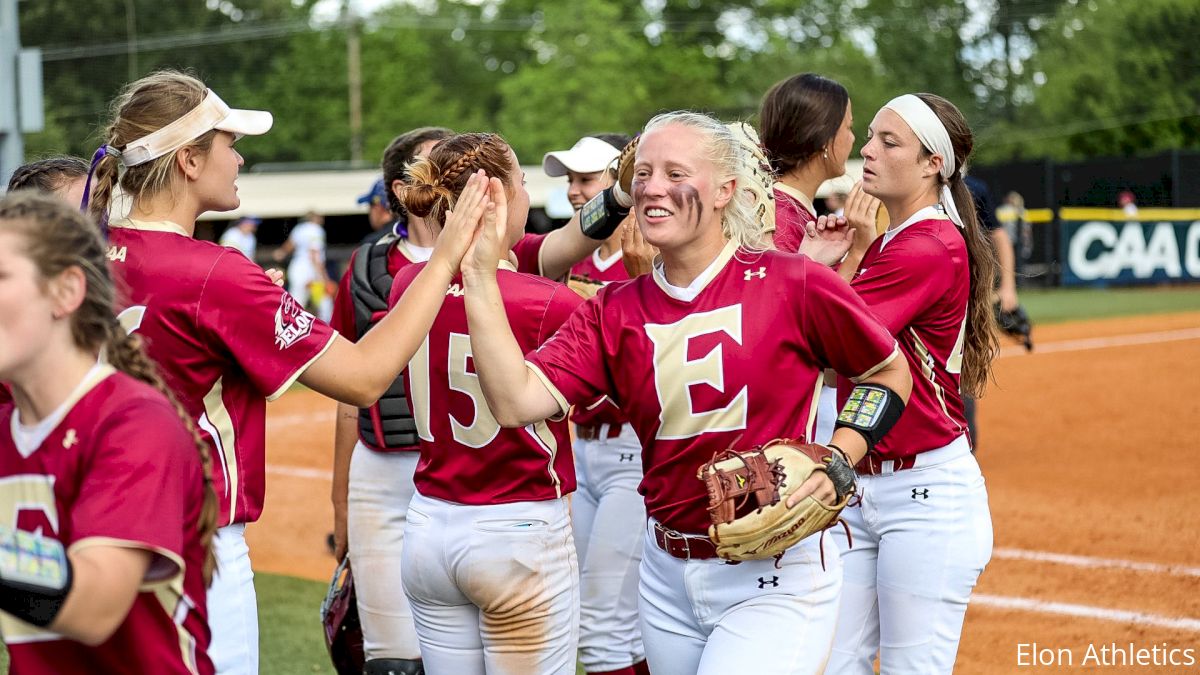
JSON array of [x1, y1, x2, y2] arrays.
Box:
[[1063, 219, 1200, 285]]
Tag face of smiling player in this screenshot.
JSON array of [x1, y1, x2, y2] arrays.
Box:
[[630, 123, 734, 257]]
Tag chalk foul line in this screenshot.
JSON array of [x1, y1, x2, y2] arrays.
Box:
[[993, 547, 1200, 578], [998, 327, 1200, 358], [973, 593, 1200, 632]]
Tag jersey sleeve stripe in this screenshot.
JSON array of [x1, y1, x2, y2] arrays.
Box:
[[524, 362, 570, 421], [201, 378, 238, 525], [803, 376, 823, 443], [850, 345, 902, 384], [266, 331, 337, 402]]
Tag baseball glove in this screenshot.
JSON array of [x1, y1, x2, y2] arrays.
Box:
[[320, 558, 365, 675], [994, 303, 1033, 351], [698, 439, 856, 561], [567, 275, 605, 299]]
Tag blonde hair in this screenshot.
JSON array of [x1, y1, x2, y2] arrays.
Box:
[[0, 192, 219, 582], [640, 112, 772, 251], [89, 70, 216, 224]]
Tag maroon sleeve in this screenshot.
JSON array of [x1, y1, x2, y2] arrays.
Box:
[[536, 284, 586, 345], [851, 234, 957, 335], [525, 291, 610, 407], [513, 233, 549, 276], [802, 261, 898, 380], [71, 397, 198, 576], [0, 384, 10, 406], [197, 251, 336, 398], [330, 250, 359, 340]]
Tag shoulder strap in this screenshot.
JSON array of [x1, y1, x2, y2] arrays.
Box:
[[351, 233, 399, 337]]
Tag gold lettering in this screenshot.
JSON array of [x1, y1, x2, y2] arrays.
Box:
[[645, 306, 748, 439]]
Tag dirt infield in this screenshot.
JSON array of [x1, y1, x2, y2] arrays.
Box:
[[249, 311, 1200, 673]]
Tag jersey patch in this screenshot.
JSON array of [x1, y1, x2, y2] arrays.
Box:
[[274, 293, 317, 349]]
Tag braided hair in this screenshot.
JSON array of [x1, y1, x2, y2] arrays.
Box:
[[397, 133, 514, 227], [7, 157, 89, 195]]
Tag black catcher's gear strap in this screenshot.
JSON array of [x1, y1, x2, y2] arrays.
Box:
[[834, 383, 906, 452], [0, 525, 73, 627]]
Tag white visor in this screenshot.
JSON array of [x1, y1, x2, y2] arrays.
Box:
[[542, 137, 622, 177], [118, 89, 273, 167]]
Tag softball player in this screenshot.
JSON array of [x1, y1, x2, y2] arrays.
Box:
[[825, 93, 998, 674], [331, 127, 612, 675], [85, 70, 488, 675], [390, 133, 583, 675], [463, 112, 914, 675], [0, 193, 215, 674], [544, 133, 651, 675], [759, 73, 867, 447]]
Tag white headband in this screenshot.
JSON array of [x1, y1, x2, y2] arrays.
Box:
[[883, 94, 964, 228], [118, 89, 273, 167]]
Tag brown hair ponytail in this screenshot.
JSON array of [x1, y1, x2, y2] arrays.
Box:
[[0, 192, 219, 581], [915, 93, 999, 398], [397, 133, 514, 228]]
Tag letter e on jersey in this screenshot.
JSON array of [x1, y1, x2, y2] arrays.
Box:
[[645, 305, 748, 439]]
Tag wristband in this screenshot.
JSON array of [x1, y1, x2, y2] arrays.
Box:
[[0, 525, 73, 627], [579, 187, 631, 240], [834, 383, 906, 451], [823, 444, 857, 501]]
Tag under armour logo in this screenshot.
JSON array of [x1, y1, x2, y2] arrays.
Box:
[[618, 453, 635, 462], [744, 267, 767, 280], [912, 488, 930, 500], [757, 576, 779, 588], [63, 429, 79, 449]]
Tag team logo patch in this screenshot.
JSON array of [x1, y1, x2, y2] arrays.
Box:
[[275, 293, 316, 350]]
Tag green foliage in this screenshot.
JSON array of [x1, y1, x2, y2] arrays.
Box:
[[15, 0, 1199, 169], [978, 0, 1200, 163]]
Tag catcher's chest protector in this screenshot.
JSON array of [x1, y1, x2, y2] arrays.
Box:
[[350, 236, 419, 449]]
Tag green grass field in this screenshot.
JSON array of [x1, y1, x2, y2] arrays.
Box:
[[1018, 285, 1200, 324], [1, 285, 1196, 675]]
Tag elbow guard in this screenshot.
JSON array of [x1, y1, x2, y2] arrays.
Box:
[[579, 185, 632, 240], [0, 526, 74, 628], [834, 383, 906, 451]]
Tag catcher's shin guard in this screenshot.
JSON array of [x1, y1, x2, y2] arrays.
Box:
[[364, 658, 425, 675]]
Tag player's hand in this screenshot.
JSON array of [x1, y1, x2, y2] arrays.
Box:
[[998, 284, 1019, 312], [785, 470, 839, 509], [844, 182, 881, 253], [463, 176, 509, 279], [797, 214, 853, 265], [620, 217, 657, 277], [264, 267, 285, 287], [431, 171, 490, 277]]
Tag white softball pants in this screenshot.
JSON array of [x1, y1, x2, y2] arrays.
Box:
[[208, 523, 259, 675], [402, 491, 580, 675], [827, 435, 993, 674], [814, 383, 838, 445], [572, 424, 646, 672], [347, 443, 422, 660], [638, 520, 842, 675]]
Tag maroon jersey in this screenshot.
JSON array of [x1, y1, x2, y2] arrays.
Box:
[[568, 249, 631, 428], [772, 184, 816, 254], [388, 260, 582, 505], [108, 219, 337, 525], [512, 232, 552, 277], [331, 235, 550, 452], [844, 209, 970, 459], [0, 367, 212, 675], [0, 384, 10, 406], [526, 243, 898, 533]]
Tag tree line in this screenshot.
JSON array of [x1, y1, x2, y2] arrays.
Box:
[[20, 0, 1200, 169]]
